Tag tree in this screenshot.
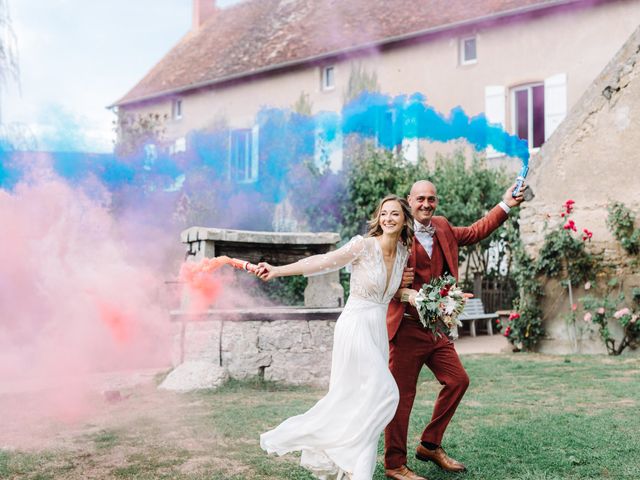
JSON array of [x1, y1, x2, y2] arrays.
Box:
[[113, 110, 168, 158], [341, 146, 515, 306], [0, 0, 19, 123], [343, 62, 380, 105]]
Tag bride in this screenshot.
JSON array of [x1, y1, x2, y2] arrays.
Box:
[[257, 195, 414, 480]]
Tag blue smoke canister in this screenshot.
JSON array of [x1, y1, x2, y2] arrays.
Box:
[[512, 165, 529, 198]]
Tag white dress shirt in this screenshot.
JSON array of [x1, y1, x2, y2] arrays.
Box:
[[414, 202, 511, 258], [414, 220, 435, 258]]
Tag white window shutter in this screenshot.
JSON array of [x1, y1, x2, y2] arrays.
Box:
[[174, 137, 186, 153], [329, 129, 343, 172], [251, 124, 260, 181], [484, 85, 506, 157], [227, 131, 233, 181], [315, 127, 344, 172], [544, 73, 567, 140], [314, 128, 325, 168], [402, 138, 419, 164]]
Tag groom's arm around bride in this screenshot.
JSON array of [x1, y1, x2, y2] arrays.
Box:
[[383, 180, 526, 480]]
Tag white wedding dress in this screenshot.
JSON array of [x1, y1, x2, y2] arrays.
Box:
[[260, 235, 409, 480]]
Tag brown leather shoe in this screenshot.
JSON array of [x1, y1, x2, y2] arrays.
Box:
[[385, 464, 428, 480], [415, 444, 466, 472]]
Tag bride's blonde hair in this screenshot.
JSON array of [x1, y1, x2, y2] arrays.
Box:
[[366, 195, 414, 248]]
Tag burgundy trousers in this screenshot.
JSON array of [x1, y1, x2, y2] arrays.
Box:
[[384, 318, 470, 469]]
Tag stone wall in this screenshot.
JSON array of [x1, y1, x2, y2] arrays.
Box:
[[520, 26, 640, 354], [160, 308, 340, 391]]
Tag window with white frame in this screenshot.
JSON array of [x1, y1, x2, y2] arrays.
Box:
[[172, 99, 183, 120], [375, 109, 399, 149], [459, 36, 477, 65], [229, 126, 259, 183], [321, 65, 335, 91], [512, 83, 545, 149], [485, 73, 566, 156], [314, 127, 344, 172]]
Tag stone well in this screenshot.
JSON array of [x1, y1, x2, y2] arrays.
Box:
[[160, 228, 345, 392]]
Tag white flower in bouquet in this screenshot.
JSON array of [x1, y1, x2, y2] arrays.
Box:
[[414, 274, 469, 337]]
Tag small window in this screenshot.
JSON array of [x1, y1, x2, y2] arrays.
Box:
[[229, 128, 259, 183], [172, 99, 183, 120], [174, 137, 186, 153], [460, 36, 477, 65], [321, 66, 335, 91], [144, 143, 157, 162], [512, 83, 545, 149]]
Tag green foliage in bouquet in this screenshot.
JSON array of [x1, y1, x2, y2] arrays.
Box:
[[415, 274, 467, 338]]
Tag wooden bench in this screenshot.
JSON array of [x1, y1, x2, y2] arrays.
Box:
[[458, 299, 498, 337]]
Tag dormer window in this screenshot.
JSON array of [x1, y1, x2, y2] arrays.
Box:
[[172, 99, 183, 120], [322, 66, 335, 91]]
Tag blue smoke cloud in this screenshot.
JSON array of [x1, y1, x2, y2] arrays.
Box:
[[0, 91, 529, 229], [339, 92, 529, 165]]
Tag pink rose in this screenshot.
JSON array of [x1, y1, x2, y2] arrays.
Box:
[[614, 308, 631, 319], [583, 312, 592, 323], [584, 282, 591, 290], [631, 315, 638, 324], [597, 307, 605, 315]]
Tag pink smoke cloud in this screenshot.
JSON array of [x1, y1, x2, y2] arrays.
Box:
[[0, 162, 174, 421]]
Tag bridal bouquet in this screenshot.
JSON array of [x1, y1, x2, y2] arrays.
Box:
[[414, 274, 469, 337]]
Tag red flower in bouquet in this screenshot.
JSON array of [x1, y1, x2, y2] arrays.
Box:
[[508, 312, 520, 321], [582, 228, 593, 241], [563, 220, 577, 231], [504, 326, 512, 337], [414, 274, 469, 338]]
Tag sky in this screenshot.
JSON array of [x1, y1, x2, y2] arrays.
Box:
[[3, 0, 238, 152]]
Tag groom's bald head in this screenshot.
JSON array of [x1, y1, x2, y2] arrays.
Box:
[[409, 180, 437, 197], [408, 180, 438, 225]]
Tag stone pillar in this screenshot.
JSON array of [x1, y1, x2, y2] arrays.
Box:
[[305, 271, 344, 307], [160, 319, 228, 391]]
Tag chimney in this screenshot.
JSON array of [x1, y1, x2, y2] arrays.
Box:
[[193, 0, 217, 31]]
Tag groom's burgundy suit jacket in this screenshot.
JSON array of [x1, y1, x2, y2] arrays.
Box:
[[386, 204, 509, 340]]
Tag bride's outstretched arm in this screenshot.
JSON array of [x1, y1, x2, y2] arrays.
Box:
[[256, 236, 366, 281]]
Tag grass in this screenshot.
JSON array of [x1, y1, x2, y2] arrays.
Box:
[[1, 354, 639, 479]]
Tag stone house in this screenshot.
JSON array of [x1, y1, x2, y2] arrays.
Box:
[[112, 0, 640, 178], [521, 25, 640, 354]]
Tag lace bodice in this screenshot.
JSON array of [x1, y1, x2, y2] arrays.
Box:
[[297, 235, 409, 304]]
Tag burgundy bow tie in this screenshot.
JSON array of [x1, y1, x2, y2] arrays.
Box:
[[416, 223, 435, 235]]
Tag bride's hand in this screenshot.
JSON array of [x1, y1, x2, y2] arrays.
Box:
[[407, 290, 418, 306], [255, 262, 279, 281], [400, 288, 419, 306]]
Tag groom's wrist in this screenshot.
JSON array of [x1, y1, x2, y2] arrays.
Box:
[[498, 201, 511, 214]]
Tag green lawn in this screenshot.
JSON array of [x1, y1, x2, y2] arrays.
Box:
[[1, 354, 639, 479]]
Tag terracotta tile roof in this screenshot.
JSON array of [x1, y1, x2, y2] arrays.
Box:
[[113, 0, 581, 106]]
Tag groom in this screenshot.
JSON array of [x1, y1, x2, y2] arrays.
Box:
[[384, 180, 526, 480]]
